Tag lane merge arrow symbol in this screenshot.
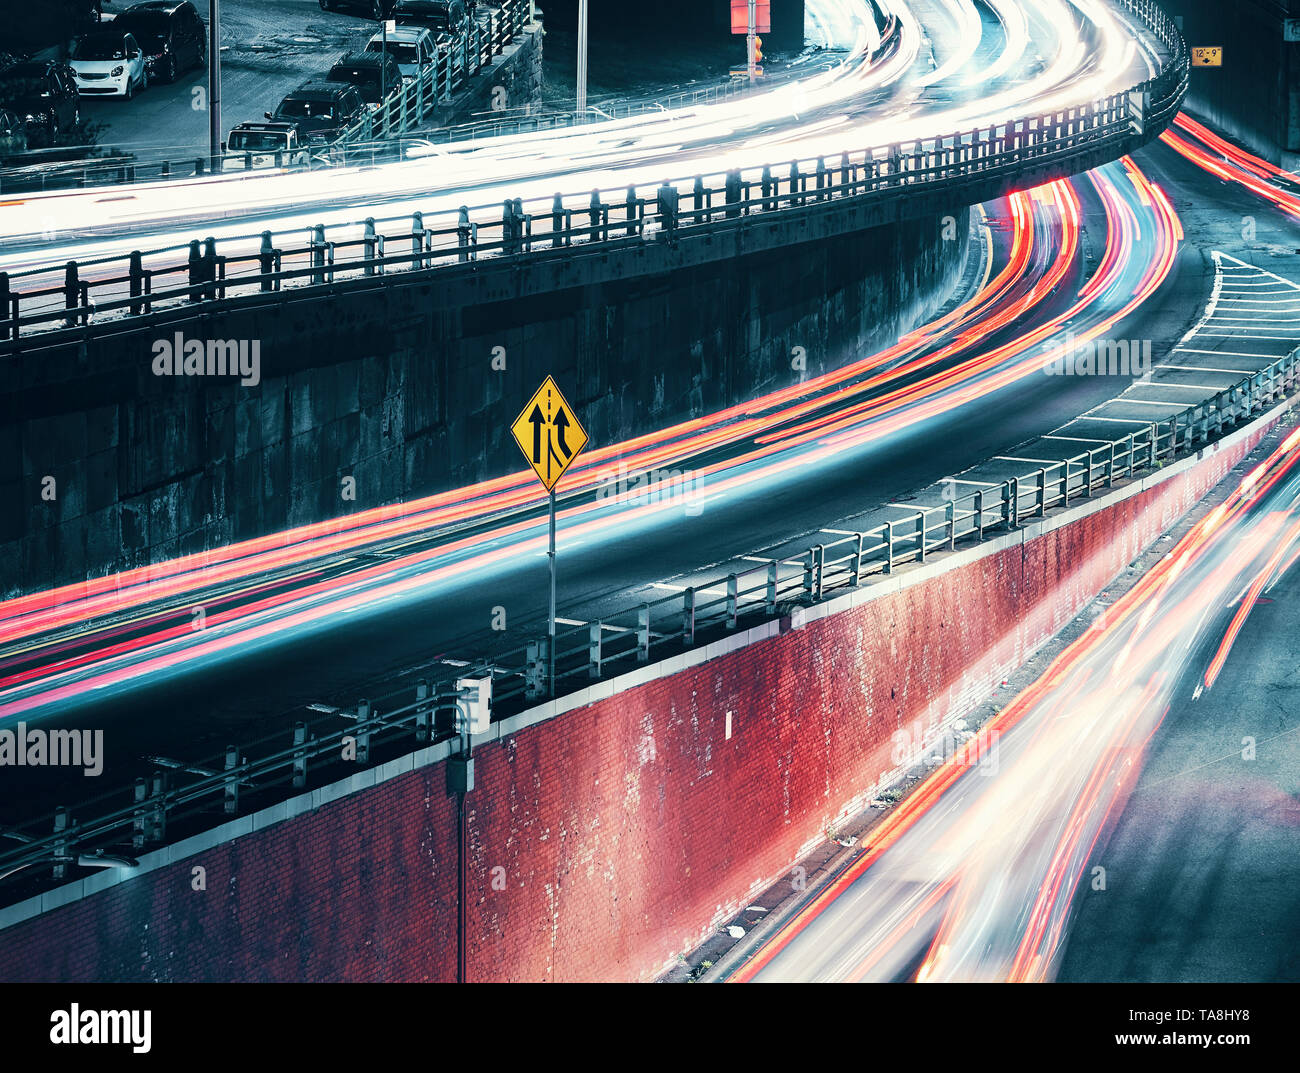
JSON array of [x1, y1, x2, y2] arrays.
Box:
[[510, 377, 590, 492]]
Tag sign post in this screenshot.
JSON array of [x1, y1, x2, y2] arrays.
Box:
[[732, 1, 771, 81], [510, 376, 589, 696], [577, 0, 589, 115]]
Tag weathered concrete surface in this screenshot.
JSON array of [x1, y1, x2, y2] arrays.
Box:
[[0, 403, 1266, 982], [1161, 0, 1300, 164], [0, 205, 969, 597]]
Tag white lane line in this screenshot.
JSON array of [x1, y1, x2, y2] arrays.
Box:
[[1102, 399, 1189, 407], [1195, 333, 1300, 340], [1147, 379, 1243, 391], [1160, 364, 1259, 374], [1144, 379, 1232, 390], [995, 455, 1069, 465], [1074, 416, 1159, 424], [1172, 349, 1280, 359], [1043, 435, 1114, 444]]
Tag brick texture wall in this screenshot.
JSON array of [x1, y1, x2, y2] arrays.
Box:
[[0, 431, 1262, 982]]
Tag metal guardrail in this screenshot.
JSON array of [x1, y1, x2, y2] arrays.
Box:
[[334, 0, 533, 143], [0, 0, 1186, 347], [0, 0, 1193, 890], [1, 345, 1294, 893], [0, 0, 535, 195]]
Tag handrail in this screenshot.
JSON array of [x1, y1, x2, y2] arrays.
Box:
[[0, 0, 1187, 349], [2, 341, 1292, 900]]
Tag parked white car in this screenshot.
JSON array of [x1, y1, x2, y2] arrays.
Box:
[[365, 25, 436, 82], [69, 29, 148, 99]]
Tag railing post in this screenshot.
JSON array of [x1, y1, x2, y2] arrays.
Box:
[[132, 778, 147, 851], [552, 193, 565, 249], [637, 604, 651, 661], [311, 225, 326, 284], [726, 574, 739, 629], [458, 206, 471, 262], [411, 211, 426, 268], [0, 271, 9, 340], [355, 700, 371, 764], [526, 640, 546, 697], [224, 745, 239, 814], [415, 680, 432, 742], [149, 774, 166, 844], [916, 512, 927, 563], [682, 587, 696, 646], [62, 260, 80, 327], [588, 623, 602, 679], [363, 217, 377, 275], [625, 186, 638, 237], [202, 237, 218, 300], [259, 231, 274, 292], [657, 182, 679, 238], [187, 240, 203, 302], [129, 251, 144, 313], [885, 521, 895, 573], [766, 562, 779, 614], [975, 489, 985, 540], [52, 807, 69, 881], [293, 722, 307, 789], [946, 500, 956, 550], [1037, 468, 1047, 516], [850, 532, 863, 586]]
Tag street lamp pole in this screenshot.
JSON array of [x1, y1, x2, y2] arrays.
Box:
[[577, 0, 588, 116], [208, 0, 222, 164]]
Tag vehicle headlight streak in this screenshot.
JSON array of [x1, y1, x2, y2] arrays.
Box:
[[735, 430, 1300, 983], [0, 154, 1183, 717], [0, 0, 1160, 284]]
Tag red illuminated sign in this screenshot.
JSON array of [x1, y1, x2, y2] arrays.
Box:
[[731, 0, 772, 35]]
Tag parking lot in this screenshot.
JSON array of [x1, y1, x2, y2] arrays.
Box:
[[82, 0, 377, 156]]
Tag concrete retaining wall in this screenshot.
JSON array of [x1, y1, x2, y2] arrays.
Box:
[[0, 207, 969, 597], [0, 402, 1277, 982], [1161, 0, 1300, 163]]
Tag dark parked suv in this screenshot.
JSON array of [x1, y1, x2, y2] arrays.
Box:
[[267, 82, 365, 145], [394, 0, 467, 35], [325, 52, 403, 105], [0, 61, 80, 147], [319, 0, 396, 16], [112, 1, 206, 83]]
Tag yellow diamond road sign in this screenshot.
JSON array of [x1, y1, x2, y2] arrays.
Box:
[[510, 376, 589, 491]]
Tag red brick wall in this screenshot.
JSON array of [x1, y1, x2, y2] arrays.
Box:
[[0, 433, 1262, 982]]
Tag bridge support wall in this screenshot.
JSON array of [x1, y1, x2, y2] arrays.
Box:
[[0, 208, 969, 597], [0, 405, 1278, 982]]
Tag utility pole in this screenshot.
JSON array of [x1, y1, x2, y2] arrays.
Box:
[[208, 0, 222, 164], [577, 0, 588, 116]]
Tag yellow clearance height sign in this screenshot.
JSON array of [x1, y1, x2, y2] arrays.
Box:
[[1191, 47, 1222, 67], [511, 376, 589, 491]]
